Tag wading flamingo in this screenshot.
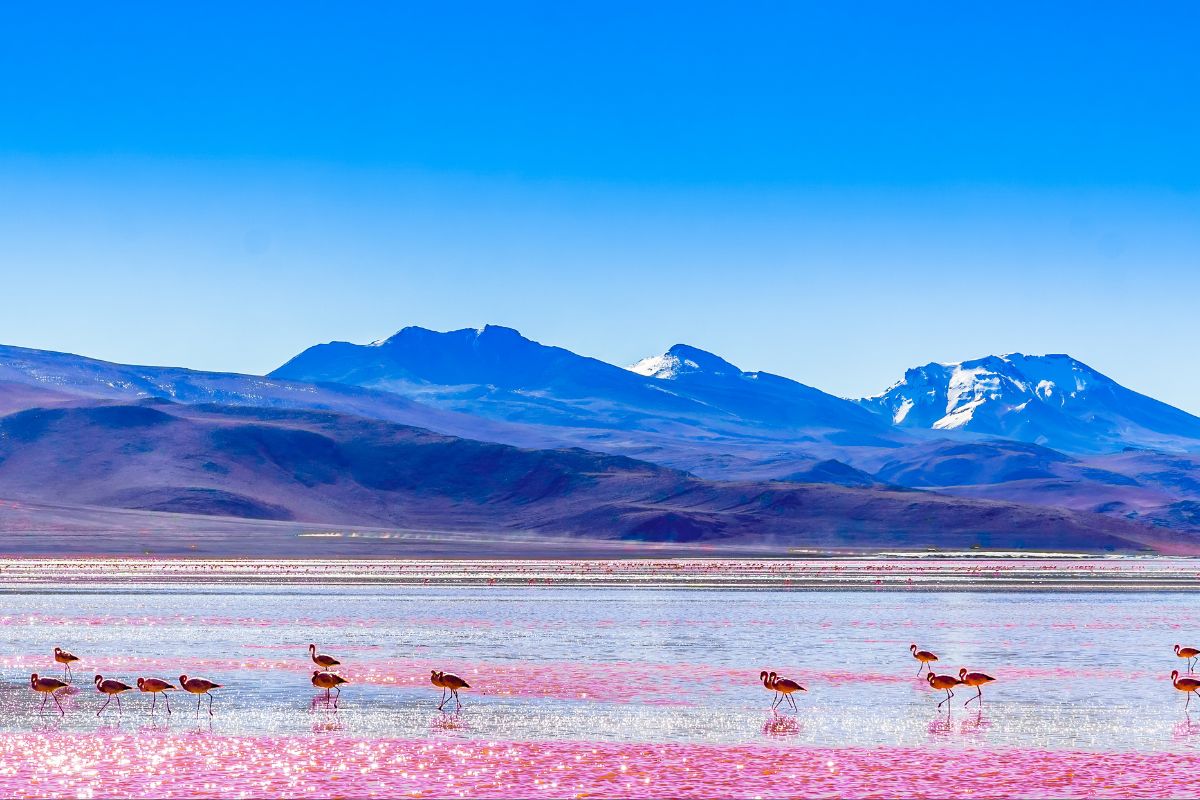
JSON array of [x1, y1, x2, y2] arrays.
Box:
[[312, 670, 348, 705], [760, 671, 781, 707], [309, 644, 340, 670], [432, 669, 449, 707], [94, 675, 134, 716], [137, 677, 177, 714], [911, 644, 939, 675], [31, 673, 69, 715], [1176, 645, 1199, 673], [1172, 670, 1200, 709], [927, 672, 962, 708], [53, 647, 80, 682], [958, 668, 996, 705], [180, 674, 222, 716], [768, 671, 806, 711], [433, 670, 470, 710]]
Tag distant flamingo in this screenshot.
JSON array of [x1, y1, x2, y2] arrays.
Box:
[[94, 675, 134, 716], [433, 670, 470, 710], [927, 672, 962, 708], [312, 670, 348, 705], [53, 647, 80, 682], [911, 644, 939, 675], [31, 673, 69, 715], [137, 677, 177, 714], [1176, 645, 1200, 672], [1172, 670, 1200, 709], [180, 674, 222, 716], [958, 668, 996, 705], [768, 671, 806, 711], [309, 644, 341, 670]]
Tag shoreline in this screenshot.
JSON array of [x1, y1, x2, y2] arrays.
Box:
[[2, 556, 1198, 591]]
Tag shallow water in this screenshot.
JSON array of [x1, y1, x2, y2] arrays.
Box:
[[1, 582, 1198, 752]]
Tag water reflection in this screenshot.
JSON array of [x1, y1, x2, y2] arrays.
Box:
[[761, 711, 802, 737], [1173, 712, 1200, 740], [430, 710, 470, 733], [926, 711, 954, 737]]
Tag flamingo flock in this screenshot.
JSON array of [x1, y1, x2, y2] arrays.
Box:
[[29, 642, 466, 718], [28, 640, 1200, 719]]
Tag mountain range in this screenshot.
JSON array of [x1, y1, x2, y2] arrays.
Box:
[[2, 327, 1199, 555]]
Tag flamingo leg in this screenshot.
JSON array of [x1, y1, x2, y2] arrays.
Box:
[[454, 689, 462, 710], [207, 693, 214, 716], [333, 685, 341, 708], [771, 692, 783, 709], [97, 696, 111, 717], [164, 693, 171, 715], [52, 692, 64, 715], [39, 693, 48, 712], [1187, 692, 1192, 710], [965, 687, 982, 706], [196, 695, 202, 714], [787, 693, 798, 711], [117, 694, 123, 714]]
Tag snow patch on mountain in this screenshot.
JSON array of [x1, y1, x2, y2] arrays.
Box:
[[861, 353, 1200, 454]]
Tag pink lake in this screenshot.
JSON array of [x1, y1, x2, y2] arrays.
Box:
[[1, 560, 1198, 797]]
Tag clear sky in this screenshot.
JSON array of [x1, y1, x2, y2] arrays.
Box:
[[1, 3, 1198, 409]]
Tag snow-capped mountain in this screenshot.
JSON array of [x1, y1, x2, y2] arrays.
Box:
[[627, 344, 895, 441], [860, 353, 1200, 454], [629, 345, 740, 380], [272, 328, 899, 445]]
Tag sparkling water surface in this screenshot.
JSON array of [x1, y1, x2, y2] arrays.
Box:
[[1, 570, 1198, 797], [2, 583, 1197, 749]]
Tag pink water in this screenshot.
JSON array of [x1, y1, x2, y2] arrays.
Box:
[[2, 564, 1199, 797], [2, 734, 1195, 798]]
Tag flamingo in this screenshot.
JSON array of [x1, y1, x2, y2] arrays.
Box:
[[434, 670, 470, 710], [1176, 645, 1200, 673], [1172, 670, 1200, 709], [94, 675, 134, 716], [432, 669, 449, 707], [31, 673, 69, 715], [768, 671, 806, 711], [53, 647, 80, 682], [180, 674, 222, 716], [309, 644, 340, 670], [927, 672, 962, 708], [760, 670, 781, 707], [911, 644, 939, 675], [137, 677, 177, 714], [312, 670, 348, 706], [958, 668, 996, 705]]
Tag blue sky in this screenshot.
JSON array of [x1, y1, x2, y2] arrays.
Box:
[[1, 3, 1198, 408]]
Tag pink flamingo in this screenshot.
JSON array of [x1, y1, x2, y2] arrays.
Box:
[[94, 675, 134, 716], [137, 677, 177, 714], [31, 673, 69, 715], [180, 674, 222, 716]]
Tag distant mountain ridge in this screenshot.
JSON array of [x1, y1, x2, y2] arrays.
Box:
[[860, 353, 1200, 454], [3, 328, 1200, 551], [271, 326, 898, 447], [0, 398, 1188, 554]]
